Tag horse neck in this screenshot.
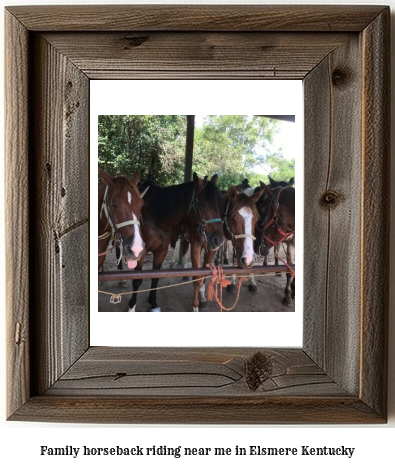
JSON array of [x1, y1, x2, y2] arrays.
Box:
[[278, 187, 295, 225], [143, 181, 195, 229]]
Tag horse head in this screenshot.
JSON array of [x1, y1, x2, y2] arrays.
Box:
[[191, 172, 224, 251], [98, 167, 145, 268], [268, 175, 295, 187], [224, 186, 263, 268], [254, 181, 295, 257]]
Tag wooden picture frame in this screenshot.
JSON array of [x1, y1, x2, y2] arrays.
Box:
[[5, 5, 389, 424]]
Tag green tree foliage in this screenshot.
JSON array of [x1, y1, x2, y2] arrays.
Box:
[[267, 155, 296, 184], [193, 115, 280, 190], [98, 115, 186, 185], [98, 115, 295, 189]]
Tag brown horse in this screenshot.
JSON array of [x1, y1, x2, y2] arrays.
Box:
[[222, 186, 263, 268], [264, 176, 295, 271], [253, 182, 295, 305], [128, 172, 224, 312], [98, 168, 144, 272]]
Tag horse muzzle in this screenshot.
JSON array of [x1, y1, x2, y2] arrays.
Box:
[[238, 254, 255, 269], [124, 240, 145, 268]]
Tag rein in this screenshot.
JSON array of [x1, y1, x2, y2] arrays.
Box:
[[99, 185, 141, 263], [257, 186, 294, 251]]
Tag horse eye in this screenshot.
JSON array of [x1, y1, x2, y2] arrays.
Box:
[[112, 203, 119, 210]]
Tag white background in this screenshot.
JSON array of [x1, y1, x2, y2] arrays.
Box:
[[1, 1, 394, 469], [91, 80, 304, 347]]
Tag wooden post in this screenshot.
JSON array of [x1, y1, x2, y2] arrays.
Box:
[[179, 115, 195, 265], [184, 115, 195, 182]]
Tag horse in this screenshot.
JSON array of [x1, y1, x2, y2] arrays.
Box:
[[225, 180, 295, 305], [215, 178, 253, 267], [263, 176, 295, 271], [253, 182, 295, 305], [222, 185, 263, 268], [98, 167, 145, 272], [127, 172, 224, 312]]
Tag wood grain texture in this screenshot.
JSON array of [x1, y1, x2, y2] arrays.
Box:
[[360, 9, 390, 418], [304, 36, 362, 395], [46, 347, 344, 397], [10, 350, 382, 424], [30, 35, 90, 395], [5, 5, 389, 424], [5, 10, 30, 418], [10, 396, 383, 425], [5, 5, 386, 32], [42, 32, 350, 80]]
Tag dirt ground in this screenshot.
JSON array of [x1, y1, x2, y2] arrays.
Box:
[[98, 241, 295, 313]]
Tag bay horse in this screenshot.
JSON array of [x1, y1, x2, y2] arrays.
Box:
[[253, 182, 295, 305], [215, 178, 254, 267], [222, 186, 263, 268], [98, 168, 144, 272], [264, 176, 295, 271], [128, 172, 224, 312]]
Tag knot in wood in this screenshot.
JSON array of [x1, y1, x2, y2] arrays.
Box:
[[246, 351, 273, 391], [332, 68, 349, 87], [321, 190, 340, 208], [123, 35, 149, 49]]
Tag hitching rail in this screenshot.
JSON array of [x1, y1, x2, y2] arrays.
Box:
[[98, 264, 295, 282]]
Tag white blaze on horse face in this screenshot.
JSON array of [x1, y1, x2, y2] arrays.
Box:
[[130, 213, 144, 259], [238, 207, 254, 265], [125, 190, 144, 265]]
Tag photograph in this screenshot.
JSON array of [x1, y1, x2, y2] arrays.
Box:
[[97, 114, 297, 314]]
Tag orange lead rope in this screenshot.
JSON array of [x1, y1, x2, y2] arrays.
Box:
[[275, 253, 295, 278], [207, 264, 247, 312]]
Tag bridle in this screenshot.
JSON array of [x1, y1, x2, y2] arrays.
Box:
[[99, 185, 141, 264], [256, 185, 295, 253], [223, 200, 256, 257], [188, 185, 223, 249]]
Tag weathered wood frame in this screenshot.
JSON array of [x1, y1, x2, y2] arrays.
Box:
[[5, 5, 389, 423]]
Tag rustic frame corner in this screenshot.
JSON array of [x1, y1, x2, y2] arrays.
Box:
[[5, 5, 390, 424]]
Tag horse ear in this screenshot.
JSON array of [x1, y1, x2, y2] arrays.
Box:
[[289, 177, 295, 186], [210, 174, 218, 185], [228, 186, 238, 200], [250, 188, 264, 203], [130, 171, 140, 185], [268, 175, 275, 186], [193, 172, 203, 188], [98, 167, 114, 186], [260, 181, 272, 196]]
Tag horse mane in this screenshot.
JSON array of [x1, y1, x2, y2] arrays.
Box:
[[200, 179, 223, 210]]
